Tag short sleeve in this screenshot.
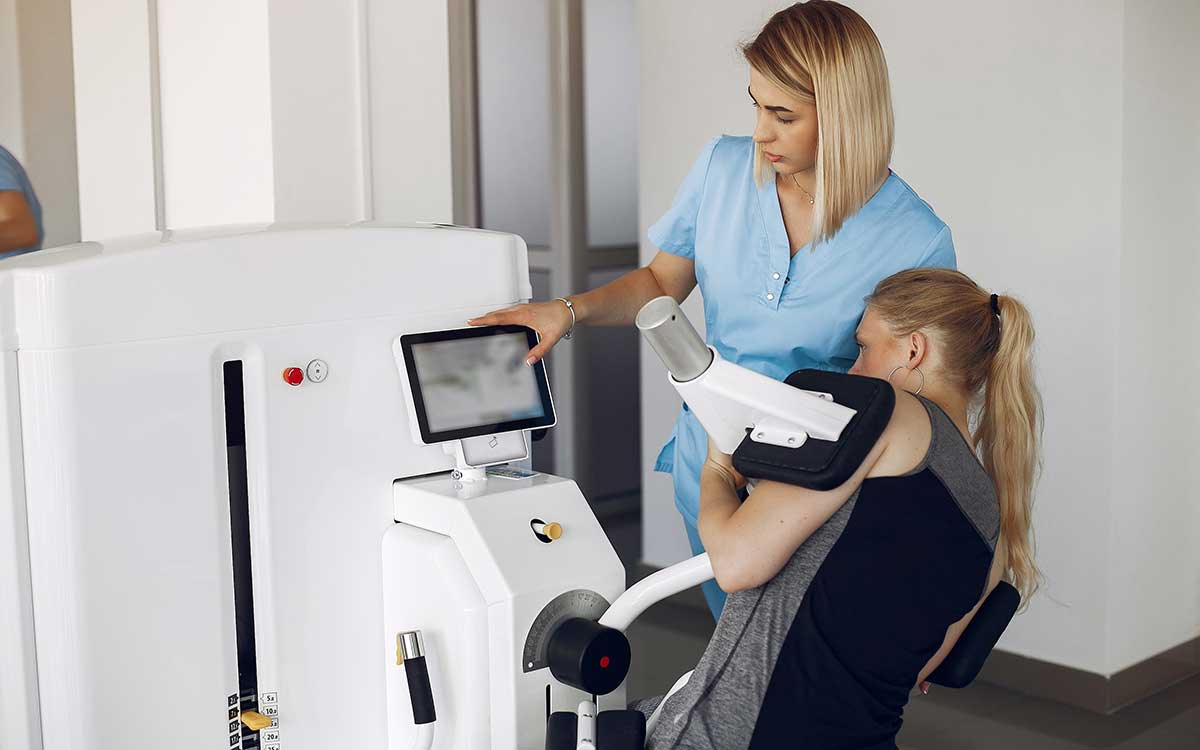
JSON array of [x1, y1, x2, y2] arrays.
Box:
[[919, 225, 956, 270], [647, 136, 721, 260], [0, 157, 22, 192]]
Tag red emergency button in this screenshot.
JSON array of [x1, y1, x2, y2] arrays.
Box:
[[282, 367, 304, 386]]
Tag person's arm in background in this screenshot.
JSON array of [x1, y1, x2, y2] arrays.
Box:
[[467, 250, 696, 364], [0, 192, 38, 255]]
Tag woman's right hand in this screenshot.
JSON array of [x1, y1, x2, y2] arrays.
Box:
[[467, 299, 574, 365]]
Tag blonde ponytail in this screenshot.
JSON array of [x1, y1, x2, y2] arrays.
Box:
[[867, 269, 1042, 604], [974, 295, 1042, 603]]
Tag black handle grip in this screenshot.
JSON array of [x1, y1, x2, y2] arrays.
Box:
[[403, 655, 437, 724]]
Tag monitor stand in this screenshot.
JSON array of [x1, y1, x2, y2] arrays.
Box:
[[444, 432, 528, 482]]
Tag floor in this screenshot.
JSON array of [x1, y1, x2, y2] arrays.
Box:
[[599, 509, 1200, 750]]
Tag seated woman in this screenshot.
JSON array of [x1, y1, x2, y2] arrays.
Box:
[[642, 268, 1041, 749]]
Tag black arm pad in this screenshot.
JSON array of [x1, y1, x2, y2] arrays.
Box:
[[545, 711, 647, 750], [545, 712, 577, 750], [732, 370, 895, 490], [928, 581, 1021, 688]]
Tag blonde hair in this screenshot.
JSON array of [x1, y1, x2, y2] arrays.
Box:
[[742, 1, 894, 245], [867, 269, 1042, 605]]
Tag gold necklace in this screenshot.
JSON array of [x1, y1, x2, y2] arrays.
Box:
[[791, 173, 815, 205]]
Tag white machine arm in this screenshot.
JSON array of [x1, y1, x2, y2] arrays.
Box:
[[635, 297, 856, 454], [598, 554, 714, 632]]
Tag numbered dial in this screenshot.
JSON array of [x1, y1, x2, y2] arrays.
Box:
[[522, 589, 610, 673]]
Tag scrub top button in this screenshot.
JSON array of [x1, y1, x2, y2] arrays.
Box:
[[766, 293, 775, 301], [772, 272, 780, 280]]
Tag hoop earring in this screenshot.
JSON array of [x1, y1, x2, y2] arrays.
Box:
[[887, 365, 925, 396]]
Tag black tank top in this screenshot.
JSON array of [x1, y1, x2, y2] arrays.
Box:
[[643, 396, 1000, 750]]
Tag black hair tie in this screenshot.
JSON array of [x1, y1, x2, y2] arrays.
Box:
[[990, 293, 1001, 316]]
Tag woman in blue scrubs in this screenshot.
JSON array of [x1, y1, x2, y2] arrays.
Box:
[[471, 1, 955, 618]]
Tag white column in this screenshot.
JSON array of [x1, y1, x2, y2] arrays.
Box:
[[266, 0, 369, 224], [366, 0, 455, 224], [70, 0, 158, 240], [156, 0, 275, 230]]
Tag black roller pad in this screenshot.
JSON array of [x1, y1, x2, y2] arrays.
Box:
[[929, 581, 1021, 688], [732, 370, 895, 491], [547, 618, 631, 696]]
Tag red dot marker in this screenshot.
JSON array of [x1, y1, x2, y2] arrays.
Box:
[[600, 656, 610, 669], [282, 367, 304, 386]]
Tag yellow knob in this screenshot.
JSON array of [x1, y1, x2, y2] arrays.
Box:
[[240, 710, 272, 731], [543, 522, 563, 541]]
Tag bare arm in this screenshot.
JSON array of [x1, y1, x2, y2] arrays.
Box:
[[570, 251, 696, 325], [467, 250, 696, 363], [700, 434, 889, 593], [0, 192, 38, 254]]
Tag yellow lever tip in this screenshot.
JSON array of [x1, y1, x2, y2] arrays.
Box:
[[544, 522, 563, 540], [240, 710, 272, 731]]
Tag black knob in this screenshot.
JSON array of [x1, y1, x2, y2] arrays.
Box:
[[546, 617, 630, 696]]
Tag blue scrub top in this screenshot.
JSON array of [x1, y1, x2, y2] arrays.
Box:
[[649, 135, 956, 524]]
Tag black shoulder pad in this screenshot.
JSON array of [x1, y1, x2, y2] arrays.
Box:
[[731, 370, 895, 490]]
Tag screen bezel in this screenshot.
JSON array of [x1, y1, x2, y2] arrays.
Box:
[[400, 324, 556, 445]]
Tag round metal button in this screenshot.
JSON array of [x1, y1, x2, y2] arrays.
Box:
[[306, 359, 329, 383]]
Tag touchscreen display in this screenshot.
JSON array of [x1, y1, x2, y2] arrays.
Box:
[[409, 332, 546, 434]]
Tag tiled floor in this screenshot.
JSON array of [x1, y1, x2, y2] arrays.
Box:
[[600, 509, 1200, 749]]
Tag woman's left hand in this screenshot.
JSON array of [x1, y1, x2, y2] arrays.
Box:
[[705, 436, 747, 490]]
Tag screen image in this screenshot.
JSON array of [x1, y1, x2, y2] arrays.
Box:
[[409, 332, 546, 434]]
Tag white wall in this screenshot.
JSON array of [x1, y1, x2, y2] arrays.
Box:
[[639, 0, 1198, 677], [1110, 0, 1200, 673]]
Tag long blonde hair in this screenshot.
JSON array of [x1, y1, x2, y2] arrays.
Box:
[[868, 269, 1042, 604], [742, 1, 893, 244]]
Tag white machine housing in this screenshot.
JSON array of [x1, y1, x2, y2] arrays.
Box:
[[0, 225, 624, 750]]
